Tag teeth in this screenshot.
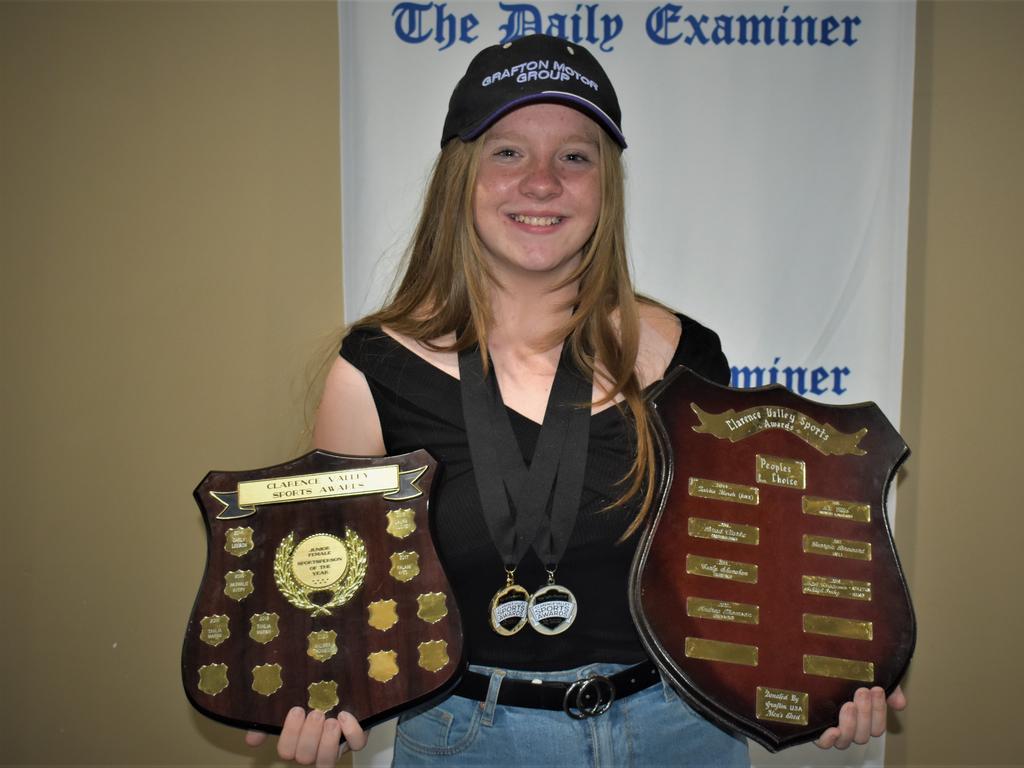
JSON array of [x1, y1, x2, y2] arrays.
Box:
[[513, 214, 562, 226]]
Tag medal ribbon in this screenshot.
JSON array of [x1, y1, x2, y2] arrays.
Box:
[[459, 343, 592, 572]]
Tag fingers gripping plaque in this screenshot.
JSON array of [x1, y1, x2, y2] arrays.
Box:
[[182, 450, 463, 734]]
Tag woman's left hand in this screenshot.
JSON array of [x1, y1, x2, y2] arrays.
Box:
[[814, 685, 906, 750]]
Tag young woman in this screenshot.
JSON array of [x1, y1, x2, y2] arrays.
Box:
[[248, 33, 905, 767]]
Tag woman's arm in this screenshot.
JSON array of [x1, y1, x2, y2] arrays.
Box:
[[312, 356, 386, 456]]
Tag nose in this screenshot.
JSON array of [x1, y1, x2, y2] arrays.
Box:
[[519, 157, 561, 199]]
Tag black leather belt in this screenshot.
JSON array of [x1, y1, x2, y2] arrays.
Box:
[[453, 660, 660, 719]]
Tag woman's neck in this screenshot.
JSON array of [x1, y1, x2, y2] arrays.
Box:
[[486, 273, 578, 362]]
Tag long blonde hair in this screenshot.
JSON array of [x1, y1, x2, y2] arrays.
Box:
[[357, 128, 656, 538]]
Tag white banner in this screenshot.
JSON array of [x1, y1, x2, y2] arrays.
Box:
[[339, 2, 915, 765]]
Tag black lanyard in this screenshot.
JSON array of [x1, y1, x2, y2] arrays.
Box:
[[458, 343, 591, 572]]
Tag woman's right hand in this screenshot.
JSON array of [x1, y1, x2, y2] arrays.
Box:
[[245, 707, 369, 767]]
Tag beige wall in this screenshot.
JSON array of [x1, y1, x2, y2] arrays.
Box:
[[1, 2, 342, 765], [888, 2, 1024, 766], [1, 1, 1021, 766]]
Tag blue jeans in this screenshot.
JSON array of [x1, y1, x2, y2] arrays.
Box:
[[393, 662, 749, 767]]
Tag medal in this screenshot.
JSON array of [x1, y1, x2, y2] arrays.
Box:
[[489, 569, 530, 636], [459, 343, 591, 638], [527, 570, 577, 635]]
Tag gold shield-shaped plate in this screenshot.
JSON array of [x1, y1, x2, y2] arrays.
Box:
[[386, 508, 417, 539], [307, 630, 338, 662], [630, 367, 915, 752], [182, 449, 464, 735]]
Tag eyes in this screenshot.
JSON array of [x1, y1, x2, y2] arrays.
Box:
[[489, 147, 594, 165]]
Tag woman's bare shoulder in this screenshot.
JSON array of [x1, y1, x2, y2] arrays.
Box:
[[635, 301, 682, 387], [637, 301, 681, 345], [313, 355, 386, 455]]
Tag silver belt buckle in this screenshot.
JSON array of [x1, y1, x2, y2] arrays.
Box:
[[563, 674, 615, 719]]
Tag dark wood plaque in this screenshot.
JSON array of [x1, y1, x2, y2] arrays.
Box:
[[631, 367, 914, 751], [182, 449, 463, 734]]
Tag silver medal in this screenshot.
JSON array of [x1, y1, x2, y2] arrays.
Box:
[[527, 581, 577, 636]]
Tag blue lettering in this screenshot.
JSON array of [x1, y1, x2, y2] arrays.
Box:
[[711, 15, 733, 45], [646, 3, 683, 45], [393, 1, 859, 50], [642, 6, 859, 48], [392, 2, 433, 44], [843, 16, 861, 45], [820, 15, 840, 46], [791, 15, 818, 45], [732, 359, 853, 397], [736, 14, 773, 45], [809, 366, 829, 395], [684, 13, 710, 45], [546, 12, 568, 40], [731, 365, 766, 389], [499, 2, 543, 41], [777, 5, 790, 45], [783, 365, 807, 393], [500, 3, 621, 51], [831, 366, 850, 395], [598, 12, 623, 51], [392, 2, 477, 49]]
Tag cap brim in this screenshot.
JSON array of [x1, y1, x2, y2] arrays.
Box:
[[458, 91, 627, 148]]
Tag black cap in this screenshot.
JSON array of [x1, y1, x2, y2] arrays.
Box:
[[441, 34, 625, 149]]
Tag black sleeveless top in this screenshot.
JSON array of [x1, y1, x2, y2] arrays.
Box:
[[340, 315, 729, 670]]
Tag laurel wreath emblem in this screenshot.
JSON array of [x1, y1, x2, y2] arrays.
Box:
[[273, 529, 367, 617]]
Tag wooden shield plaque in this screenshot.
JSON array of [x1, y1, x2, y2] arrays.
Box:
[[631, 367, 914, 751], [182, 449, 464, 733]]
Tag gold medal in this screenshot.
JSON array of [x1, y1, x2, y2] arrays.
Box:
[[488, 569, 530, 636]]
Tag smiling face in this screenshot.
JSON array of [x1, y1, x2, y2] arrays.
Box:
[[472, 103, 602, 285]]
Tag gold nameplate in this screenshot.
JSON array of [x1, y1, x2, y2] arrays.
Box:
[[802, 495, 871, 523], [248, 612, 280, 645], [416, 592, 448, 624], [307, 630, 338, 662], [688, 517, 759, 546], [688, 478, 759, 505], [756, 686, 809, 725], [238, 465, 401, 506], [417, 639, 450, 673], [274, 529, 367, 617], [199, 615, 230, 647], [803, 654, 875, 683], [197, 663, 229, 696], [691, 403, 867, 456], [224, 526, 254, 557], [386, 508, 417, 539], [755, 454, 806, 490], [390, 551, 420, 582], [368, 599, 399, 631], [223, 570, 254, 601], [251, 663, 283, 696], [686, 597, 759, 624], [802, 535, 872, 561], [802, 574, 872, 602], [686, 554, 758, 584], [307, 680, 339, 712], [685, 637, 758, 666], [367, 650, 399, 683], [803, 614, 873, 641]]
